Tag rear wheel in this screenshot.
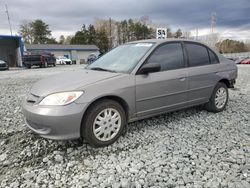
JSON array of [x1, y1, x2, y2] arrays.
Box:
[[205, 82, 228, 112], [81, 99, 126, 147]]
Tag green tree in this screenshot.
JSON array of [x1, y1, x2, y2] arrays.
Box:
[[87, 24, 97, 44], [216, 39, 248, 53], [167, 28, 172, 38], [46, 37, 58, 44], [31, 19, 52, 44], [174, 29, 182, 38], [19, 19, 57, 44], [59, 35, 65, 44], [96, 27, 109, 54], [64, 36, 72, 45], [19, 21, 33, 44], [70, 24, 88, 44]]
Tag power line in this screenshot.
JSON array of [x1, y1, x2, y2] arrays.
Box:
[[5, 4, 12, 35]]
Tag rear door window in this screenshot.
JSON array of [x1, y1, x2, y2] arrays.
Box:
[[185, 42, 210, 67]]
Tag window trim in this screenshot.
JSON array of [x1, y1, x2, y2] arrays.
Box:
[[184, 41, 220, 67], [136, 41, 187, 75], [207, 48, 220, 64]]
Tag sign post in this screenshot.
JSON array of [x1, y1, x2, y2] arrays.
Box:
[[156, 28, 167, 39]]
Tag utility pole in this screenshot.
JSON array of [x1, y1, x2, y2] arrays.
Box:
[[196, 28, 199, 40], [210, 12, 216, 34], [5, 4, 13, 36]]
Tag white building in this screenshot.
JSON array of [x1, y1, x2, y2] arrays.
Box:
[[25, 44, 99, 64]]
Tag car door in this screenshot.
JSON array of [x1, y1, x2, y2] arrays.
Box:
[[135, 42, 188, 117], [184, 42, 219, 105]]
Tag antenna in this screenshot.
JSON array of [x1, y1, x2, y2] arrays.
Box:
[[5, 4, 13, 36], [210, 12, 216, 34]]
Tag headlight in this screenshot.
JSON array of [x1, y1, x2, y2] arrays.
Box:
[[39, 91, 83, 106]]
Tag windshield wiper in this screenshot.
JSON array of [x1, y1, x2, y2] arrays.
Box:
[[90, 67, 117, 73]]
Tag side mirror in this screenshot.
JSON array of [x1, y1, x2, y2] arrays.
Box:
[[138, 63, 161, 74]]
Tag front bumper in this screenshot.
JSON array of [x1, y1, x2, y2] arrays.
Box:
[[22, 100, 89, 140], [0, 66, 8, 70]]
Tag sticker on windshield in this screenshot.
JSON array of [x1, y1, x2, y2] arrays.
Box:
[[134, 43, 153, 47]]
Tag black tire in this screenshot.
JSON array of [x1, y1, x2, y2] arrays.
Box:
[[205, 82, 228, 113], [26, 65, 31, 69], [81, 99, 126, 147]]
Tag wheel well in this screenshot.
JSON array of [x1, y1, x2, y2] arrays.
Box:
[[219, 79, 230, 88], [80, 96, 129, 134]]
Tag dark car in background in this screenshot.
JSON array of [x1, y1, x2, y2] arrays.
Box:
[[0, 60, 9, 71], [87, 53, 98, 64], [22, 51, 56, 69]]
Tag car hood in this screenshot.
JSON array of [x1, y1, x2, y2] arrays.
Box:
[[30, 69, 122, 97]]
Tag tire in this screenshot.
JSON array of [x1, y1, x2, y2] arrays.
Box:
[[81, 99, 126, 147], [26, 65, 31, 69], [205, 82, 228, 113]]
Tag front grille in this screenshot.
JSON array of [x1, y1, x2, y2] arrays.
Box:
[[26, 93, 40, 104], [0, 64, 6, 67]]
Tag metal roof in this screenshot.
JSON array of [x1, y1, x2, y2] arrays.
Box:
[[0, 35, 22, 39], [25, 44, 99, 51]]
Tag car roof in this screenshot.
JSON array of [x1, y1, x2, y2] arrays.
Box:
[[128, 38, 209, 46]]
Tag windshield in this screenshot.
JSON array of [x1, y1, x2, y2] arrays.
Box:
[[87, 43, 154, 73]]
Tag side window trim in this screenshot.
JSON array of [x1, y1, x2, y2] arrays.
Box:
[[207, 48, 220, 64]]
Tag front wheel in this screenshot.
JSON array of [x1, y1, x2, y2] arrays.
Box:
[[81, 99, 126, 147], [205, 82, 228, 113]]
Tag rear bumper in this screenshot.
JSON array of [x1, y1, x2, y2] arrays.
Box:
[[22, 100, 89, 140]]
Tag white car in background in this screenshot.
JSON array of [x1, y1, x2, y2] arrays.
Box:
[[56, 56, 72, 65]]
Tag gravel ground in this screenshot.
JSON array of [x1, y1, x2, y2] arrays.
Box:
[[0, 65, 249, 188]]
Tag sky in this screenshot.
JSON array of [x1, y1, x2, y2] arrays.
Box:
[[0, 0, 250, 41]]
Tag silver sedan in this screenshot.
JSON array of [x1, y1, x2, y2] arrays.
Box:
[[22, 39, 237, 147]]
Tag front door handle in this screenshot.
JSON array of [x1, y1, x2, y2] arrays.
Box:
[[179, 77, 186, 81]]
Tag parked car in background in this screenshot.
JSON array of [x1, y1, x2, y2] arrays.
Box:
[[22, 39, 237, 147], [234, 56, 249, 64], [227, 57, 236, 61], [0, 60, 9, 70], [240, 58, 250, 64], [87, 54, 98, 64], [56, 56, 72, 65], [23, 51, 56, 69]]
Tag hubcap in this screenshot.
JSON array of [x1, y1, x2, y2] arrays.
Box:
[[93, 108, 121, 142], [215, 87, 227, 109]]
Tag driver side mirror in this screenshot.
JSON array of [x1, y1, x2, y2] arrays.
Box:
[[137, 63, 161, 74]]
